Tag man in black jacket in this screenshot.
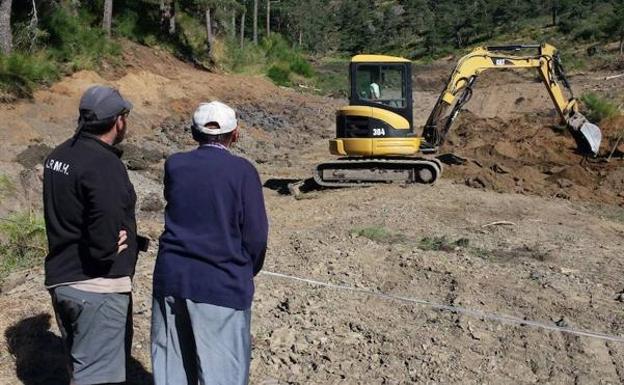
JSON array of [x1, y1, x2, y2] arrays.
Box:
[[43, 85, 138, 385]]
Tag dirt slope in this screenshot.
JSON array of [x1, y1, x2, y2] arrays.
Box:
[[0, 42, 623, 385]]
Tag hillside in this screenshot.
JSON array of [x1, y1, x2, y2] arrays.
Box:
[[0, 41, 623, 384]]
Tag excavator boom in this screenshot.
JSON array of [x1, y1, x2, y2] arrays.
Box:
[[423, 43, 601, 155]]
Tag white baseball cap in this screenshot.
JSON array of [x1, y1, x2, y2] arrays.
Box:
[[192, 101, 238, 135]]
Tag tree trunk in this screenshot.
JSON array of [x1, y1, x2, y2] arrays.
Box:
[[205, 8, 212, 54], [0, 0, 12, 55], [253, 0, 258, 44], [240, 11, 246, 48], [266, 0, 270, 38], [102, 0, 113, 38], [620, 35, 624, 56], [28, 0, 38, 51], [231, 10, 236, 39], [161, 0, 176, 35], [551, 1, 558, 26], [298, 30, 302, 47]]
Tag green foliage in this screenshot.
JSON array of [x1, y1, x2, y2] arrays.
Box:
[[261, 35, 314, 81], [0, 52, 59, 97], [43, 7, 121, 70], [581, 93, 621, 123], [0, 5, 123, 97], [351, 226, 407, 244], [289, 56, 314, 78], [3, 0, 623, 98], [218, 38, 266, 73], [0, 211, 47, 283], [217, 33, 313, 86], [266, 65, 291, 86], [176, 11, 210, 61]]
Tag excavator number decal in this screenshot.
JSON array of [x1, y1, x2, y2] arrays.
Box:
[[372, 128, 386, 136], [495, 59, 506, 66]]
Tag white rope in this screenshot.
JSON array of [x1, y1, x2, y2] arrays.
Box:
[[260, 271, 624, 344]]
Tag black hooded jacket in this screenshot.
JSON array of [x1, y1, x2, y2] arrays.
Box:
[[43, 133, 138, 286]]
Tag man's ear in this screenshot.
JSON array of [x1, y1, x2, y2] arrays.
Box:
[[231, 128, 240, 143], [115, 115, 123, 130]]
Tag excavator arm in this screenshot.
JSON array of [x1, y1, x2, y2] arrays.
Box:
[[422, 43, 602, 155]]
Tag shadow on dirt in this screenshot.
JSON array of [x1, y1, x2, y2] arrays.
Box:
[[264, 178, 326, 196], [5, 313, 152, 385]]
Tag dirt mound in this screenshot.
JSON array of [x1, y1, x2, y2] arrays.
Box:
[[440, 112, 624, 205]]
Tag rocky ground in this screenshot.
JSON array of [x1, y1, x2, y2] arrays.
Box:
[[0, 42, 623, 384]]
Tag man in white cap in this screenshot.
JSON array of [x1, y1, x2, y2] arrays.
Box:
[[151, 101, 268, 385]]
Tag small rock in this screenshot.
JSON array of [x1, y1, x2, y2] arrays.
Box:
[[140, 193, 164, 212], [546, 166, 567, 175], [616, 292, 624, 303], [490, 163, 510, 174], [555, 317, 569, 328], [556, 178, 573, 188]]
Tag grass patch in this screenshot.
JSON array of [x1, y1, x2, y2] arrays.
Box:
[[0, 175, 16, 199], [351, 226, 407, 244], [581, 92, 621, 123], [418, 236, 470, 252], [0, 211, 47, 283], [468, 247, 493, 260]]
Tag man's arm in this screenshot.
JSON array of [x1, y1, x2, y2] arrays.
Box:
[[81, 165, 127, 264], [242, 166, 269, 276]]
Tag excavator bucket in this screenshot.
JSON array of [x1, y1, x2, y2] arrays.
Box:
[[567, 112, 602, 156]]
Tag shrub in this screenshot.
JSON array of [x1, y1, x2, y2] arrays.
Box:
[[581, 93, 620, 123], [262, 34, 295, 62], [0, 52, 59, 97], [289, 55, 314, 78], [266, 65, 291, 86], [176, 11, 209, 60], [0, 211, 47, 283]]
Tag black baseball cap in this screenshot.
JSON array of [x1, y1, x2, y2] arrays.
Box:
[[79, 85, 133, 120]]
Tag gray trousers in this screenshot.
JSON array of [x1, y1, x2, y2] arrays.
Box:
[[151, 296, 252, 385], [50, 286, 132, 385]]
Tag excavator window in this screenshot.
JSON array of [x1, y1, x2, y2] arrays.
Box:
[[354, 64, 406, 108]]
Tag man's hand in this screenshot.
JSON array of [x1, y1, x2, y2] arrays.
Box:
[[117, 230, 128, 254]]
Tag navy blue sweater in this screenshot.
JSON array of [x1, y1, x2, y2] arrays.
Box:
[[153, 146, 268, 310]]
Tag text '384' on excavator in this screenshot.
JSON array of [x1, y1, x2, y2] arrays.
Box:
[[313, 43, 602, 187]]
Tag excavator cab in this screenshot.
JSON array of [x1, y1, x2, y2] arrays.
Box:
[[331, 55, 424, 157]]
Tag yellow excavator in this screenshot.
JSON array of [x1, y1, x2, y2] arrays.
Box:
[[314, 43, 602, 187]]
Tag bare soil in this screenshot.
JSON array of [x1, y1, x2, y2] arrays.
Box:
[[0, 41, 623, 385]]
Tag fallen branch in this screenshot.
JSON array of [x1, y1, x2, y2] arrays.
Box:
[[481, 221, 517, 228], [297, 84, 321, 92], [604, 73, 624, 81]]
